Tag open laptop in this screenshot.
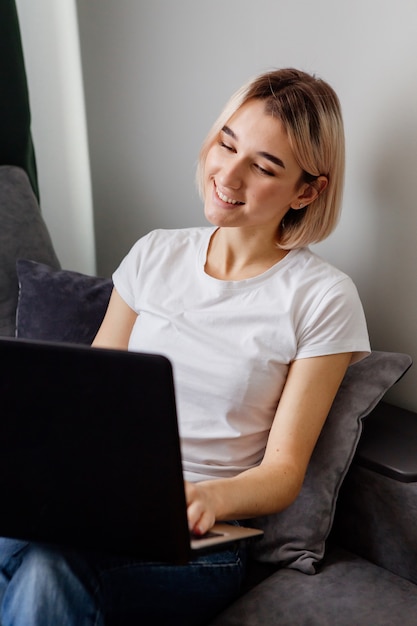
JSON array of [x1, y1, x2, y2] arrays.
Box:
[[0, 337, 262, 564]]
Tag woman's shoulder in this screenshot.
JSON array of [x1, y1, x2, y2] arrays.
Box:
[[132, 226, 214, 249], [289, 246, 352, 285], [114, 226, 214, 284], [283, 247, 363, 310]]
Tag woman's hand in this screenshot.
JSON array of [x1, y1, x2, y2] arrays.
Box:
[[184, 480, 217, 536]]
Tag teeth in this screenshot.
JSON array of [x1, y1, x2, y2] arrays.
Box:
[[216, 187, 242, 205]]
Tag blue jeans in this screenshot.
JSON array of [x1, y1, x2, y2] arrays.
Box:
[[0, 537, 246, 625]]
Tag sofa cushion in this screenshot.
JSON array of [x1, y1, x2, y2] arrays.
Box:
[[210, 548, 417, 626], [0, 166, 60, 337], [249, 351, 412, 574], [16, 259, 113, 345]]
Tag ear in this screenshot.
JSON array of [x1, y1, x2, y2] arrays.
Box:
[[292, 176, 328, 210]]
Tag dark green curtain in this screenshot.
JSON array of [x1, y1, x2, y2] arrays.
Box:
[[0, 0, 39, 200]]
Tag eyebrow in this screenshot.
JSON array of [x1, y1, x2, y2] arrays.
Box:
[[221, 125, 286, 169]]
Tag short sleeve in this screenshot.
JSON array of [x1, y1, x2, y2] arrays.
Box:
[[112, 235, 149, 312], [295, 276, 370, 363]]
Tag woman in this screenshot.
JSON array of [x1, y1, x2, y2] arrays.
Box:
[[0, 68, 369, 625]]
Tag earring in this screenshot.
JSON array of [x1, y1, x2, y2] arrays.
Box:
[[299, 202, 304, 209]]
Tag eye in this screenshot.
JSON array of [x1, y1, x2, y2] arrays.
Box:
[[254, 164, 275, 177], [218, 140, 235, 152]]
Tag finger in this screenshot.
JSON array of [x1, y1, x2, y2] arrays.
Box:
[[193, 510, 216, 536], [188, 502, 215, 536], [187, 499, 205, 533]]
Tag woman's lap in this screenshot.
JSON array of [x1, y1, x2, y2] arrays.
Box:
[[0, 537, 246, 626], [100, 547, 246, 625]]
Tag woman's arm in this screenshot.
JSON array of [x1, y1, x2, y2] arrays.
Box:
[[186, 351, 352, 534], [92, 288, 137, 350]]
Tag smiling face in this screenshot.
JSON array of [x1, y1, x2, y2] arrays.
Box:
[[203, 98, 310, 237]]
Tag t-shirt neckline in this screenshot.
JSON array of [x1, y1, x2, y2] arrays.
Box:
[[198, 227, 298, 289]]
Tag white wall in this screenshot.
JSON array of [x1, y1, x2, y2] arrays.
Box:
[[76, 0, 416, 410], [15, 0, 96, 274]]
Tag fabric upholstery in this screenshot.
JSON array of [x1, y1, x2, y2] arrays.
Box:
[[336, 465, 417, 585], [210, 548, 417, 626], [248, 351, 412, 573], [0, 166, 60, 337], [16, 259, 113, 345]]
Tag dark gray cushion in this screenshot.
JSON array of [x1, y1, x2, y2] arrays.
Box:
[[249, 351, 412, 574], [16, 259, 113, 345], [0, 165, 60, 336], [210, 548, 417, 626]]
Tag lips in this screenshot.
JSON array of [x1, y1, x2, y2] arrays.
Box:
[[215, 184, 244, 206]]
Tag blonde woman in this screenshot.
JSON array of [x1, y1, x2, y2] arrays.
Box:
[[0, 68, 369, 626]]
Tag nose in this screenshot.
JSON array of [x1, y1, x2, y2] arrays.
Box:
[[218, 158, 244, 190]]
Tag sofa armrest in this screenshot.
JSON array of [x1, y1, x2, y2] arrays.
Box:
[[334, 401, 417, 583], [355, 401, 417, 482]]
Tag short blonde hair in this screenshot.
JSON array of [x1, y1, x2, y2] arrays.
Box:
[[197, 68, 345, 249]]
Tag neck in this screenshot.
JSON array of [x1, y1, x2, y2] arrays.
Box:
[[205, 227, 289, 281]]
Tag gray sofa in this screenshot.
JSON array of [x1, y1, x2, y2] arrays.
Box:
[[212, 401, 417, 625], [2, 165, 417, 625]]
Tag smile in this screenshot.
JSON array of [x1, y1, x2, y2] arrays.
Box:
[[215, 185, 244, 205]]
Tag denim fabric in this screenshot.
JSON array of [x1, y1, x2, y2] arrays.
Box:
[[0, 537, 246, 626], [0, 539, 103, 626]]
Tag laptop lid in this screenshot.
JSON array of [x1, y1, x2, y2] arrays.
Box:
[[0, 338, 262, 563]]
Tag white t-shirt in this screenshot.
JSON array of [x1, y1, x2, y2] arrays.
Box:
[[113, 227, 370, 482]]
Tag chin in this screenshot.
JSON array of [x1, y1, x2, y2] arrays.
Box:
[[204, 205, 228, 227], [204, 213, 221, 227], [203, 202, 218, 226]]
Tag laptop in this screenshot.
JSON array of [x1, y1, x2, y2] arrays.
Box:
[[0, 337, 262, 563]]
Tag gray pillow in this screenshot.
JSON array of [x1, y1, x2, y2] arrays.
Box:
[[249, 350, 412, 574], [0, 166, 60, 336], [16, 259, 113, 345]]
